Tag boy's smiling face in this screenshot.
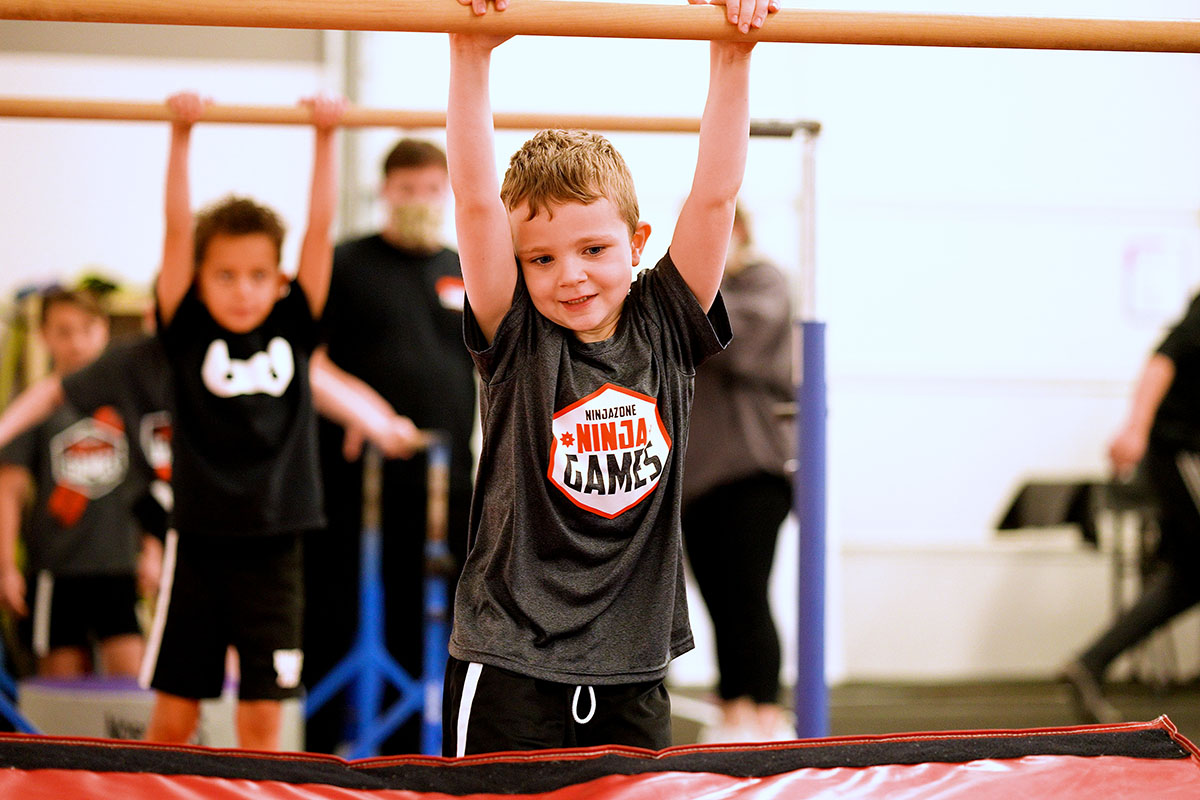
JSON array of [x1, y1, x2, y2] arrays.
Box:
[[509, 197, 650, 343], [196, 232, 286, 334]]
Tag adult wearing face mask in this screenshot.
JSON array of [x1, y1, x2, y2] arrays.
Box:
[[304, 139, 475, 755]]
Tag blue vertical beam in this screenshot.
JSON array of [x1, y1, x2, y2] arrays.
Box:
[[794, 320, 827, 738], [792, 124, 827, 739], [305, 440, 448, 758], [420, 435, 452, 756], [353, 447, 386, 748]]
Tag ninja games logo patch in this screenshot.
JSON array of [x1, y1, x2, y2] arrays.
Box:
[[49, 411, 128, 500], [548, 383, 671, 519], [47, 408, 129, 526]]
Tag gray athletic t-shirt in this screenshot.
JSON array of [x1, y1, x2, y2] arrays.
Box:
[[451, 252, 731, 685], [0, 403, 141, 576]]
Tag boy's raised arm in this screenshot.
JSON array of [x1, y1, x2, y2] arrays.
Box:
[[295, 95, 347, 320], [0, 374, 57, 617], [0, 465, 31, 617], [157, 91, 208, 327], [448, 0, 517, 344], [670, 0, 775, 311], [0, 375, 66, 451]]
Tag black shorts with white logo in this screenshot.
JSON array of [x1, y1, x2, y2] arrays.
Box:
[[442, 655, 672, 757], [143, 531, 304, 701], [20, 572, 142, 655]]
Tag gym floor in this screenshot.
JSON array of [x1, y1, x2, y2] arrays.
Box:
[[670, 680, 1200, 746]]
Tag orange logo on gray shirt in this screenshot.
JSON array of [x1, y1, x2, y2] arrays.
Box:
[[47, 406, 129, 526], [548, 384, 670, 519]]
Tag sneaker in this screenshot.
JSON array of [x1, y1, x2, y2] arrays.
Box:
[[1060, 660, 1122, 724]]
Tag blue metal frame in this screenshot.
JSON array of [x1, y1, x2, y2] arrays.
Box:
[[794, 320, 828, 738], [0, 637, 37, 733], [791, 124, 827, 739], [304, 438, 451, 758]]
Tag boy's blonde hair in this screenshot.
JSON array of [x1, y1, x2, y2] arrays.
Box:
[[501, 129, 640, 236]]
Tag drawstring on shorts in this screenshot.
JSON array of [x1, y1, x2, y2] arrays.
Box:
[[572, 685, 596, 724]]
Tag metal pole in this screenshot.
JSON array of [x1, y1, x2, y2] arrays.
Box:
[[794, 320, 828, 738], [793, 125, 828, 739]]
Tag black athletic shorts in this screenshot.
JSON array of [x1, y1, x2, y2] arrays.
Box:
[[20, 572, 141, 656], [143, 531, 304, 701], [442, 656, 672, 757]]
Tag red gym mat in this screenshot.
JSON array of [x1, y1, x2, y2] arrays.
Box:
[[0, 716, 1197, 798]]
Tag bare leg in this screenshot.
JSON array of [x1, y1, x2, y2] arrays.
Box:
[[145, 691, 201, 743], [236, 699, 283, 751], [38, 646, 89, 678], [720, 696, 757, 732], [98, 634, 145, 678], [753, 702, 792, 740]]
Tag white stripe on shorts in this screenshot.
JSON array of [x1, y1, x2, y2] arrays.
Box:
[[138, 529, 179, 690], [456, 662, 484, 758], [31, 570, 53, 658], [1177, 451, 1200, 513]]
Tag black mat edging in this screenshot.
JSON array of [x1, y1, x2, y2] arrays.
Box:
[[363, 728, 1191, 795], [0, 726, 1188, 796]]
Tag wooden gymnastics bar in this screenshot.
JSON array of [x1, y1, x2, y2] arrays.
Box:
[[0, 96, 818, 136], [2, 0, 1199, 53]]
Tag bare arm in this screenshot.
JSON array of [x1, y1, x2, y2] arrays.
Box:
[[0, 375, 69, 615], [670, 0, 773, 310], [310, 348, 421, 460], [156, 91, 208, 327], [0, 465, 31, 617], [137, 533, 163, 599], [295, 96, 347, 319], [1109, 352, 1175, 478], [0, 375, 66, 450], [447, 6, 516, 344]]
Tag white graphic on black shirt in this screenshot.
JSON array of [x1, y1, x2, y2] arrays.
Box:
[[201, 338, 295, 398], [547, 383, 671, 519], [273, 648, 303, 689]]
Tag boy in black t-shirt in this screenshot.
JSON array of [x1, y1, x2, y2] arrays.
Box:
[[0, 289, 152, 681], [442, 0, 773, 756], [144, 90, 345, 751]]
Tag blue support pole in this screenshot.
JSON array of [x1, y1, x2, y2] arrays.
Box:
[[0, 693, 36, 734], [420, 555, 449, 755], [0, 671, 36, 734], [304, 437, 453, 758], [304, 446, 418, 759], [794, 322, 828, 738], [352, 516, 386, 747], [420, 436, 452, 757], [790, 123, 826, 739]]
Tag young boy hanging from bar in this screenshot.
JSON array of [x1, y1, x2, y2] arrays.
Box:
[[140, 90, 343, 751], [441, 0, 777, 755]]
